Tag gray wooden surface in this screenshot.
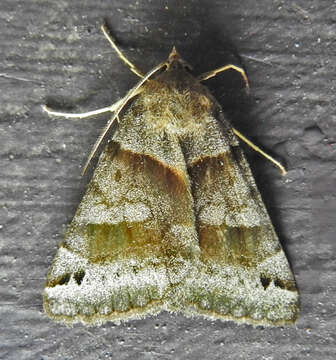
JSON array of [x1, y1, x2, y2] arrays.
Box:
[[1, 0, 335, 359]]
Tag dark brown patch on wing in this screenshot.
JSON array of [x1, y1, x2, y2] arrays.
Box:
[[198, 224, 273, 267], [105, 142, 189, 197], [188, 149, 280, 267], [64, 142, 195, 264]]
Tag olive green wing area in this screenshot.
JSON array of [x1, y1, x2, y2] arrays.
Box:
[[183, 143, 299, 326], [43, 140, 198, 325]]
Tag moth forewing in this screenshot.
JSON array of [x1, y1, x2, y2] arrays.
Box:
[[43, 37, 298, 326]]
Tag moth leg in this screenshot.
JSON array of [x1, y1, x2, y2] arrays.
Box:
[[101, 24, 144, 78], [233, 128, 287, 175], [41, 98, 124, 119], [199, 64, 249, 89]]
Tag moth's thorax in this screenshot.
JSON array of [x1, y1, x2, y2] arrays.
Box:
[[115, 63, 235, 170], [136, 66, 216, 137]]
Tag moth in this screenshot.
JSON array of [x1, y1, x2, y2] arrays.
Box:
[[42, 24, 299, 326]]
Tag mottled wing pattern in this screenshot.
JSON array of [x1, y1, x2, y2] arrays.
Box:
[[44, 60, 299, 327], [43, 98, 199, 325], [180, 112, 299, 326]]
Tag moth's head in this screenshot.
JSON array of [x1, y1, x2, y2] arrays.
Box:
[[167, 47, 192, 71]]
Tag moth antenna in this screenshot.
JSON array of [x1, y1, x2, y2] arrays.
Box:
[[81, 61, 168, 175], [41, 98, 124, 119], [199, 64, 249, 90], [233, 128, 287, 175], [101, 24, 144, 79]]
